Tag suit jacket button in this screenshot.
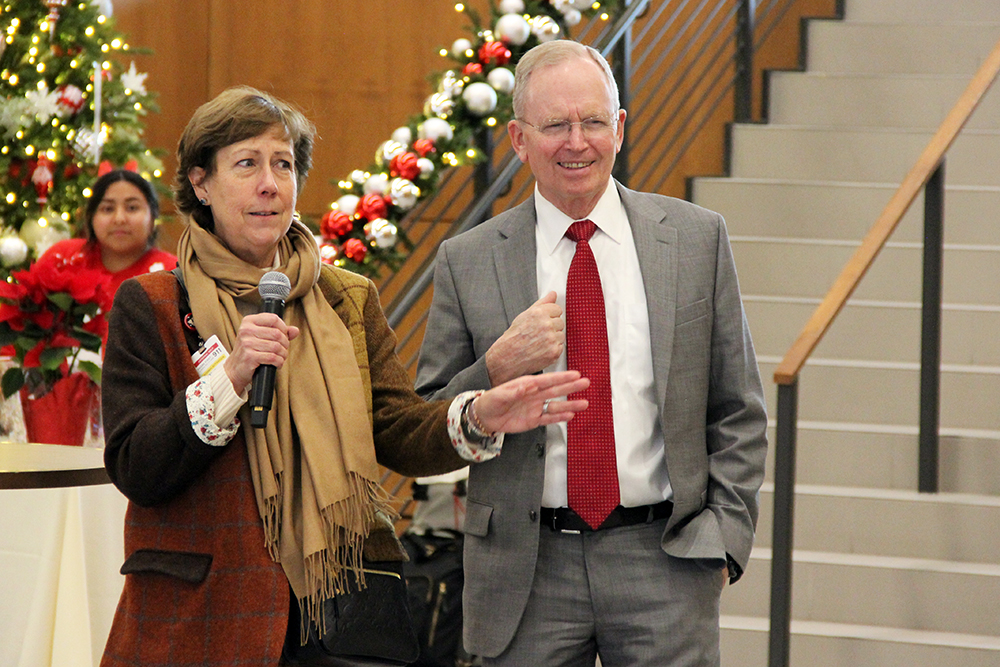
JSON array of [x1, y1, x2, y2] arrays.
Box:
[[536, 443, 545, 457], [529, 510, 537, 522]]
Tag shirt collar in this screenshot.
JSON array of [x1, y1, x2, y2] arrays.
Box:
[[534, 177, 624, 256]]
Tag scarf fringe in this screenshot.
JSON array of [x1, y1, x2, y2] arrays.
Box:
[[297, 473, 397, 639], [261, 474, 282, 562]]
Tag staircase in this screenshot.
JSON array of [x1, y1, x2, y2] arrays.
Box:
[[690, 0, 1000, 664]]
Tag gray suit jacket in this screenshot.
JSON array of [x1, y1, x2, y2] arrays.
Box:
[[415, 182, 768, 657]]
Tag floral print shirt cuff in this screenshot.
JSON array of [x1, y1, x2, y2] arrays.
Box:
[[447, 390, 503, 463], [187, 373, 241, 447]]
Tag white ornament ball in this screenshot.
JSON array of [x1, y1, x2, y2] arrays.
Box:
[[389, 178, 421, 211], [391, 126, 412, 146], [424, 92, 455, 119], [335, 194, 360, 216], [376, 140, 406, 166], [438, 70, 465, 98], [487, 67, 515, 95], [350, 169, 367, 184], [532, 15, 561, 42], [495, 13, 531, 46], [0, 237, 28, 267], [419, 117, 454, 143], [571, 0, 592, 9], [562, 8, 582, 26], [451, 38, 473, 59], [462, 82, 498, 116], [498, 0, 525, 13], [417, 157, 435, 177], [18, 217, 48, 250], [371, 219, 399, 249], [363, 172, 390, 196]]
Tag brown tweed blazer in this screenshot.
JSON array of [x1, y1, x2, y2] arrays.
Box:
[[101, 266, 464, 667]]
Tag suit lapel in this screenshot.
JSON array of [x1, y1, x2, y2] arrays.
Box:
[[492, 198, 540, 327], [619, 184, 677, 409]]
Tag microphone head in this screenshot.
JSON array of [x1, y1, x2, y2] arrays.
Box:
[[258, 271, 291, 301]]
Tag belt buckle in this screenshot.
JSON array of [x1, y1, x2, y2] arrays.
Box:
[[550, 508, 581, 534]]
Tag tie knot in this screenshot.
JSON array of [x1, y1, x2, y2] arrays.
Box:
[[566, 219, 596, 243]]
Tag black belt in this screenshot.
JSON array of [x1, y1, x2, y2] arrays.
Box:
[[541, 500, 673, 532]]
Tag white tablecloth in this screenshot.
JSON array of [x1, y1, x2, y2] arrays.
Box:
[[0, 484, 127, 667]]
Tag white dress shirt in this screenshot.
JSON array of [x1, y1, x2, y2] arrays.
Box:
[[534, 178, 671, 508]]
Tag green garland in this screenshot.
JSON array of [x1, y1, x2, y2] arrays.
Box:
[[0, 0, 161, 272], [318, 0, 622, 278]]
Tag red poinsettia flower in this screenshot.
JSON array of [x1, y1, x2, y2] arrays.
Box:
[[0, 257, 112, 399]]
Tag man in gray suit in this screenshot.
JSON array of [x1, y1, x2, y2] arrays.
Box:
[[415, 39, 767, 666]]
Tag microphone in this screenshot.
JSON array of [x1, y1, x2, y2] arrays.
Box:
[[249, 271, 292, 428]]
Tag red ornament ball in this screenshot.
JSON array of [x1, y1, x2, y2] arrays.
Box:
[[357, 193, 389, 221], [321, 210, 354, 239], [413, 138, 436, 157], [343, 238, 367, 263], [462, 62, 483, 76], [389, 152, 421, 181], [478, 41, 512, 66]]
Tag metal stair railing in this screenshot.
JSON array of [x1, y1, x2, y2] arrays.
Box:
[[766, 35, 1000, 667]]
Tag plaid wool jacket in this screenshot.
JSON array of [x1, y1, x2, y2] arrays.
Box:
[[101, 266, 464, 666]]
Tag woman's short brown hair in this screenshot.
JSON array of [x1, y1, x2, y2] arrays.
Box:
[[173, 86, 316, 231]]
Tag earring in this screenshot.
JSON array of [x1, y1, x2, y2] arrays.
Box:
[[199, 198, 208, 206]]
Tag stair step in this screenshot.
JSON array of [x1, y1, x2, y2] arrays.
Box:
[[731, 238, 1000, 305], [723, 548, 1000, 635], [743, 297, 1000, 365], [843, 0, 1000, 24], [755, 484, 1000, 563], [729, 125, 1000, 185], [806, 21, 1000, 75], [756, 358, 1000, 431], [760, 425, 1000, 495], [767, 71, 1000, 129], [721, 615, 1000, 667], [692, 178, 1000, 246]]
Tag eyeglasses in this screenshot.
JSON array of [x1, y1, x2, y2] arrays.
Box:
[[518, 115, 617, 139]]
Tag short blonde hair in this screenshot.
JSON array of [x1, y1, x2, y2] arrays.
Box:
[[512, 41, 620, 121]]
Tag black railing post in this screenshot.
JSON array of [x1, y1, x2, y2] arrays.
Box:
[[473, 126, 495, 224], [918, 161, 944, 493], [611, 0, 633, 187], [734, 0, 755, 123], [769, 379, 798, 667]]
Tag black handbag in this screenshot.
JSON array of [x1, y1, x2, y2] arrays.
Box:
[[283, 560, 421, 666]]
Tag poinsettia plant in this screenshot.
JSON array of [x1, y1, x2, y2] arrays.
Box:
[[0, 258, 113, 399]]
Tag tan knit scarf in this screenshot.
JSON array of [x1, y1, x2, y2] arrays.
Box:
[[177, 218, 391, 624]]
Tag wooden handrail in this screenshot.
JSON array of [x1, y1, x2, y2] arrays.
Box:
[[773, 36, 1000, 386]]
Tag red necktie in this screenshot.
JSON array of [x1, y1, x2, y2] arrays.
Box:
[[565, 219, 619, 529]]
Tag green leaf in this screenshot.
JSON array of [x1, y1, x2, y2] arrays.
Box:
[[78, 360, 101, 386], [1, 367, 24, 399], [39, 346, 71, 370], [47, 292, 74, 311]]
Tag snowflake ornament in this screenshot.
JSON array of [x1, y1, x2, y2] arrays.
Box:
[[25, 84, 62, 123], [120, 61, 148, 95]]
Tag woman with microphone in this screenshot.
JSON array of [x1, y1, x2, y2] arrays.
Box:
[[99, 86, 587, 667]]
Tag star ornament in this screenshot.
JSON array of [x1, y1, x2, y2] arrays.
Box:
[[120, 61, 148, 95]]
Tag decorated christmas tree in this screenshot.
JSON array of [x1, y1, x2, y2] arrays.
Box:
[[0, 0, 160, 273]]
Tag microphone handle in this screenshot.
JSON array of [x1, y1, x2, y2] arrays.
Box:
[[249, 297, 286, 428]]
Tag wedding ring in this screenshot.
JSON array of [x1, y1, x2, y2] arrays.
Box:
[[542, 399, 551, 415]]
